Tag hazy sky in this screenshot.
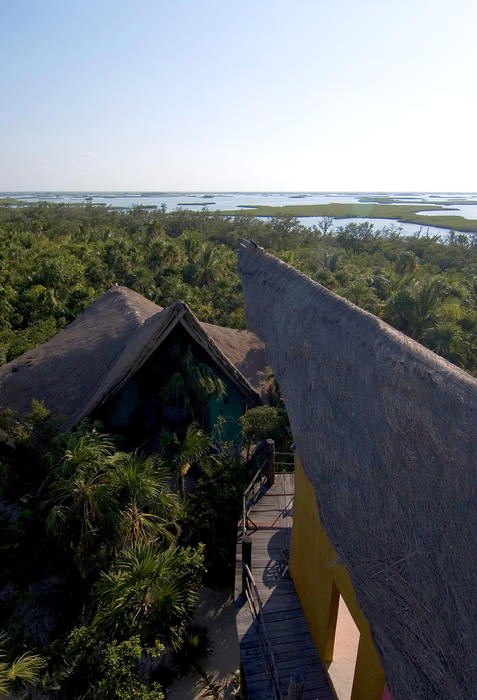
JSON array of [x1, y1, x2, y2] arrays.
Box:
[[2, 0, 476, 191]]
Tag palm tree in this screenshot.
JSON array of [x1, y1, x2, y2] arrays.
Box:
[[107, 451, 166, 504], [412, 275, 446, 335], [47, 439, 184, 571], [159, 424, 211, 499], [46, 430, 118, 575], [60, 424, 116, 478], [93, 543, 201, 648], [182, 232, 201, 262], [196, 244, 222, 286], [107, 451, 183, 546]]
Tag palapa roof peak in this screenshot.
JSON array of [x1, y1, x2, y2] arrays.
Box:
[[238, 239, 477, 700], [0, 285, 267, 430]]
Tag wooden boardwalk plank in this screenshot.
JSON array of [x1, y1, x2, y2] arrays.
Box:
[[235, 474, 333, 700]]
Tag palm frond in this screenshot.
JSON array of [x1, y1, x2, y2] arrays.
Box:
[[93, 543, 195, 643], [0, 634, 44, 695], [5, 652, 44, 684], [192, 665, 224, 699], [107, 451, 163, 504]]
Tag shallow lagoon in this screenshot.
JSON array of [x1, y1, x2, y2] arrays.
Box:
[[4, 191, 477, 237], [296, 217, 447, 238]]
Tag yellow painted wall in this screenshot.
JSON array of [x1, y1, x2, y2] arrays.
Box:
[[290, 457, 386, 700]]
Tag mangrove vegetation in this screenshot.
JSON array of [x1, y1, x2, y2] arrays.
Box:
[[1, 202, 476, 375]]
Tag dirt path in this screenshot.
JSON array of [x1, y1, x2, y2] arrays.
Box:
[[167, 587, 240, 699]]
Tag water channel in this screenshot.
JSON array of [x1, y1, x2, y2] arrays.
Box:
[[4, 191, 477, 238]]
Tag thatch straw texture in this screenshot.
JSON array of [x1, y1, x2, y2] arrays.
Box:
[[0, 286, 267, 430], [238, 239, 477, 700]]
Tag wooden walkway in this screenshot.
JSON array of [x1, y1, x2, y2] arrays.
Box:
[[235, 474, 334, 700]]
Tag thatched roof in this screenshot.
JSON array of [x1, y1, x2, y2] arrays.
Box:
[[238, 239, 477, 700], [0, 286, 267, 430]]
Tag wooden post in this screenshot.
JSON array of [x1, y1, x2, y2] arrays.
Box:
[[287, 672, 305, 700], [266, 438, 275, 486], [324, 582, 340, 662], [239, 662, 248, 697], [242, 536, 252, 596]]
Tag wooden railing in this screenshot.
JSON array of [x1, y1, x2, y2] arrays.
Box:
[[240, 445, 305, 700], [274, 450, 295, 473], [241, 459, 268, 538], [243, 563, 283, 700], [241, 438, 276, 538]]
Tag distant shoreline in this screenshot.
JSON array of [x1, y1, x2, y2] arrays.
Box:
[[2, 192, 477, 234], [219, 202, 477, 234]]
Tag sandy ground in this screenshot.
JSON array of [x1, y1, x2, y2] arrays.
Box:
[[167, 587, 240, 699]]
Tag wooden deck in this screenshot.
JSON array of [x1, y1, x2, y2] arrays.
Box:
[[235, 473, 334, 700]]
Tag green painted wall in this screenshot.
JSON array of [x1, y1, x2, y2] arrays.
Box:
[[206, 378, 245, 444], [99, 377, 141, 429]]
